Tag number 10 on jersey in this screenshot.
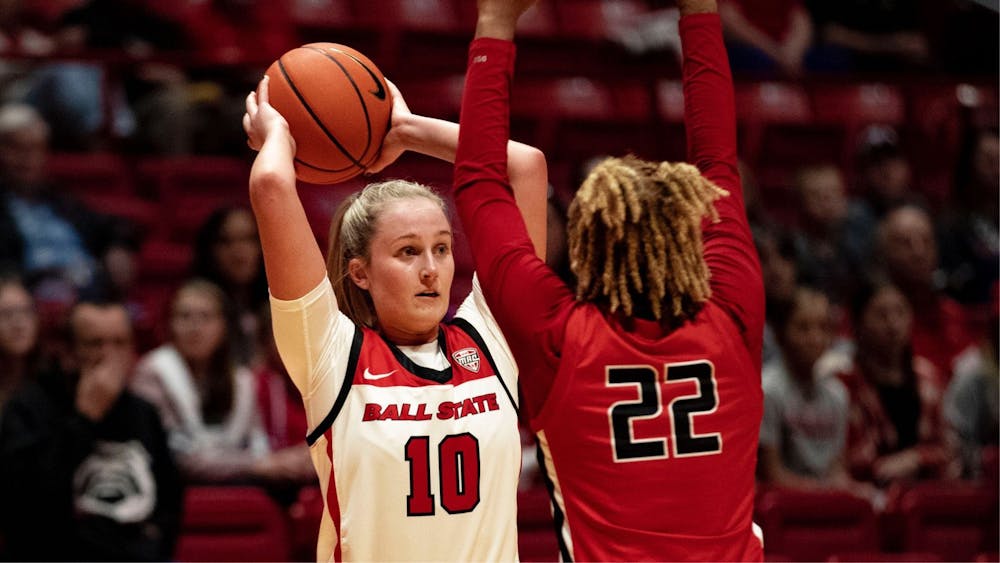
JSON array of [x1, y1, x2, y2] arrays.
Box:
[[405, 433, 481, 516]]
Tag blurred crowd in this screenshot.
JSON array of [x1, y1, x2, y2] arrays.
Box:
[[0, 0, 996, 561]]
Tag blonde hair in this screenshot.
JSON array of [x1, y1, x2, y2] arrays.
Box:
[[326, 180, 448, 329], [567, 155, 728, 326]]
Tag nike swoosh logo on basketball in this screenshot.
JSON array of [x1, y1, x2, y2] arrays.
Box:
[[363, 368, 396, 381], [333, 48, 387, 100]]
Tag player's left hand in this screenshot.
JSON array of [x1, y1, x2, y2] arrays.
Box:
[[365, 79, 411, 174]]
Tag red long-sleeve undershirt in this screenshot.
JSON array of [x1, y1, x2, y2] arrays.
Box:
[[454, 14, 763, 418]]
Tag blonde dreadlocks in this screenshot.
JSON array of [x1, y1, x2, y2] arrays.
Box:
[[567, 155, 729, 326]]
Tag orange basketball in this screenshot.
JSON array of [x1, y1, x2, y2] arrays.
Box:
[[264, 43, 392, 184]]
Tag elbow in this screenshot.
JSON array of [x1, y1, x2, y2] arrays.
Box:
[[510, 145, 548, 184], [522, 145, 548, 175], [249, 169, 296, 208]]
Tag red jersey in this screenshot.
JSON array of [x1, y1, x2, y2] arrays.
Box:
[[454, 13, 765, 562]]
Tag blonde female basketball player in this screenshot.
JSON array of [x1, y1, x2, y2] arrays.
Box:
[[243, 77, 546, 561]]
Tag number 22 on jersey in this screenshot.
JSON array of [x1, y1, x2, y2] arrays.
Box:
[[607, 360, 722, 462]]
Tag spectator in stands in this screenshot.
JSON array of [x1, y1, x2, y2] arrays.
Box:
[[836, 280, 957, 489], [804, 0, 931, 72], [759, 286, 872, 497], [842, 125, 922, 272], [0, 103, 131, 298], [23, 0, 190, 153], [877, 204, 976, 384], [719, 0, 814, 78], [0, 298, 183, 561], [0, 272, 41, 418], [943, 285, 999, 480], [939, 126, 999, 307], [754, 225, 799, 368], [791, 163, 856, 305], [192, 205, 268, 368], [132, 279, 312, 486], [0, 0, 56, 56]]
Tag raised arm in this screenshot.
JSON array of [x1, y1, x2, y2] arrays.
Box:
[[244, 76, 328, 301], [367, 82, 548, 258], [679, 0, 764, 357], [244, 75, 549, 304]]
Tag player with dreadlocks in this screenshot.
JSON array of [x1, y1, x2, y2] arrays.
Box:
[[453, 0, 764, 560]]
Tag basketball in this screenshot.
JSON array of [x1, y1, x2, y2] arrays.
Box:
[[264, 43, 392, 184]]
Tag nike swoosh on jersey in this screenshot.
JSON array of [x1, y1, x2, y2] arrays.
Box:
[[363, 368, 397, 381]]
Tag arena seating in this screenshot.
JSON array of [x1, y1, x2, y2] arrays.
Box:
[[171, 479, 999, 562], [48, 152, 133, 197], [517, 486, 559, 562], [755, 487, 879, 562], [898, 482, 999, 562], [176, 486, 291, 562]]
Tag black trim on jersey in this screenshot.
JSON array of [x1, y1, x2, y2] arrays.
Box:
[[383, 329, 453, 384], [536, 444, 573, 562], [306, 326, 363, 446], [450, 317, 518, 413]]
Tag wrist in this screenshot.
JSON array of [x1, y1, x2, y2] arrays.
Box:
[[679, 0, 718, 16], [266, 126, 295, 153], [475, 14, 517, 40]]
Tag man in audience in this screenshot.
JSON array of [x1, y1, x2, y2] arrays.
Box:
[[0, 299, 182, 561], [0, 103, 133, 299]]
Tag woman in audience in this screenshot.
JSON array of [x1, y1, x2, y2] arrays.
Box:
[[758, 286, 874, 497], [132, 278, 310, 485], [835, 279, 957, 489], [0, 273, 41, 418], [192, 205, 269, 367]]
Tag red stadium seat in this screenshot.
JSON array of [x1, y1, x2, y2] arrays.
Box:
[[157, 193, 250, 244], [826, 551, 943, 562], [755, 487, 878, 562], [903, 82, 998, 207], [288, 486, 324, 562], [811, 83, 906, 127], [811, 82, 907, 176], [898, 482, 999, 562], [398, 75, 465, 122], [358, 0, 467, 78], [291, 0, 354, 30], [548, 0, 666, 78], [77, 192, 161, 238], [176, 486, 291, 562], [135, 156, 250, 203], [291, 0, 380, 58], [735, 81, 824, 169], [654, 79, 687, 161], [518, 486, 558, 562], [511, 77, 655, 161], [47, 152, 133, 197], [296, 177, 367, 249]]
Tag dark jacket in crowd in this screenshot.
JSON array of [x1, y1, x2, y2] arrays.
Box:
[[0, 369, 183, 561]]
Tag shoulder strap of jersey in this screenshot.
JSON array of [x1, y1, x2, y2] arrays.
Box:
[[306, 325, 363, 446], [450, 317, 518, 412]]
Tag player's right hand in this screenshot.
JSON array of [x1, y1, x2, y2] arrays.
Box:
[[244, 75, 294, 154]]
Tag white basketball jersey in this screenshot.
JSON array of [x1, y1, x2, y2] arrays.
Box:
[[307, 321, 521, 561], [270, 278, 521, 562]]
